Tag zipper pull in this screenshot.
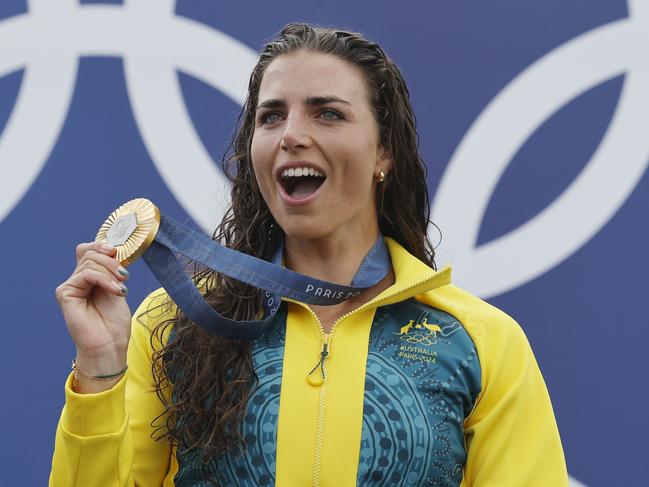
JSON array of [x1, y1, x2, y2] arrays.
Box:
[[307, 334, 330, 387]]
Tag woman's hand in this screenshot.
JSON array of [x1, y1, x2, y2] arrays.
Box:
[[55, 241, 132, 393]]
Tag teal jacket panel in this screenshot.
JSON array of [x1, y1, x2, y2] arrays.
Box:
[[174, 300, 481, 487]]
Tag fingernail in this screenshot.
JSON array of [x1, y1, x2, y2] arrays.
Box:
[[102, 244, 114, 252], [117, 266, 129, 277], [113, 282, 127, 294]]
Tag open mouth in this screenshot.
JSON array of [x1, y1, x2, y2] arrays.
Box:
[[280, 167, 326, 200]]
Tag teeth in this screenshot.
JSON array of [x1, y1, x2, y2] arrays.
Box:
[[281, 167, 325, 178]]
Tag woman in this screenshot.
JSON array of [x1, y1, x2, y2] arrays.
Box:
[[51, 24, 568, 486]]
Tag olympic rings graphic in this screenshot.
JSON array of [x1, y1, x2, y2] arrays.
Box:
[[432, 0, 649, 299], [0, 2, 609, 486], [0, 0, 257, 232], [401, 333, 437, 346]]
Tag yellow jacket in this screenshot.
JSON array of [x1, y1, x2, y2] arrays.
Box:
[[50, 238, 568, 486]]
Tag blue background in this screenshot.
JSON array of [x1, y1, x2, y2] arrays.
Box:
[[1, 1, 646, 485]]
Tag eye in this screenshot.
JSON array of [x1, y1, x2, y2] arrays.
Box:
[[319, 109, 344, 120], [258, 111, 283, 125]]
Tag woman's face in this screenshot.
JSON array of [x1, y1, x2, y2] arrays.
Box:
[[251, 50, 390, 243]]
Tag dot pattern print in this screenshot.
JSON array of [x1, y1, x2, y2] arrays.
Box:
[[174, 311, 287, 487], [173, 300, 480, 486], [357, 300, 481, 486]]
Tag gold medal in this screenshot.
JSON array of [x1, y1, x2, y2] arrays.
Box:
[[95, 198, 160, 266]]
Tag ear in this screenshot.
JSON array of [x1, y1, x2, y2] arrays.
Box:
[[375, 145, 393, 179]]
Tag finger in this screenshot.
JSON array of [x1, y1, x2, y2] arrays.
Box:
[[57, 268, 127, 302], [74, 259, 127, 286], [76, 250, 129, 281], [76, 241, 116, 263]]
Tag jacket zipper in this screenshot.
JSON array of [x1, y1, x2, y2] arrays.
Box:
[[288, 270, 444, 487]]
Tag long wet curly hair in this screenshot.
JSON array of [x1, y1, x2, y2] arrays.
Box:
[[148, 22, 436, 481]]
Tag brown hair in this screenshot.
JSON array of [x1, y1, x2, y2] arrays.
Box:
[[149, 22, 436, 476]]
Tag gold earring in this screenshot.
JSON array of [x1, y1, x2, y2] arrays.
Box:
[[377, 170, 385, 183]]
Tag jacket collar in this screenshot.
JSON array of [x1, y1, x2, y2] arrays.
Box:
[[365, 237, 451, 308]]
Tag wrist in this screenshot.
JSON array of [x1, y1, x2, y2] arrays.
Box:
[[70, 371, 124, 394], [76, 343, 128, 370], [72, 358, 128, 379], [70, 356, 128, 394], [75, 348, 127, 373]]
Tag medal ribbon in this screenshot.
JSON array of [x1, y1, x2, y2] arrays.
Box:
[[141, 215, 391, 340]]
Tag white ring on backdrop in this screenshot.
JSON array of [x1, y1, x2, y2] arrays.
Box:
[[431, 0, 649, 299], [0, 0, 256, 231], [0, 2, 643, 483]]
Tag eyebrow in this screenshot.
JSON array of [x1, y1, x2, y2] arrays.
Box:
[[257, 96, 351, 110]]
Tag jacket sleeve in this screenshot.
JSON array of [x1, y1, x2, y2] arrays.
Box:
[[459, 296, 568, 486], [419, 284, 568, 486], [49, 289, 175, 487]]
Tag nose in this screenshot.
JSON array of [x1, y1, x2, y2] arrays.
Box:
[[280, 113, 312, 152]]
